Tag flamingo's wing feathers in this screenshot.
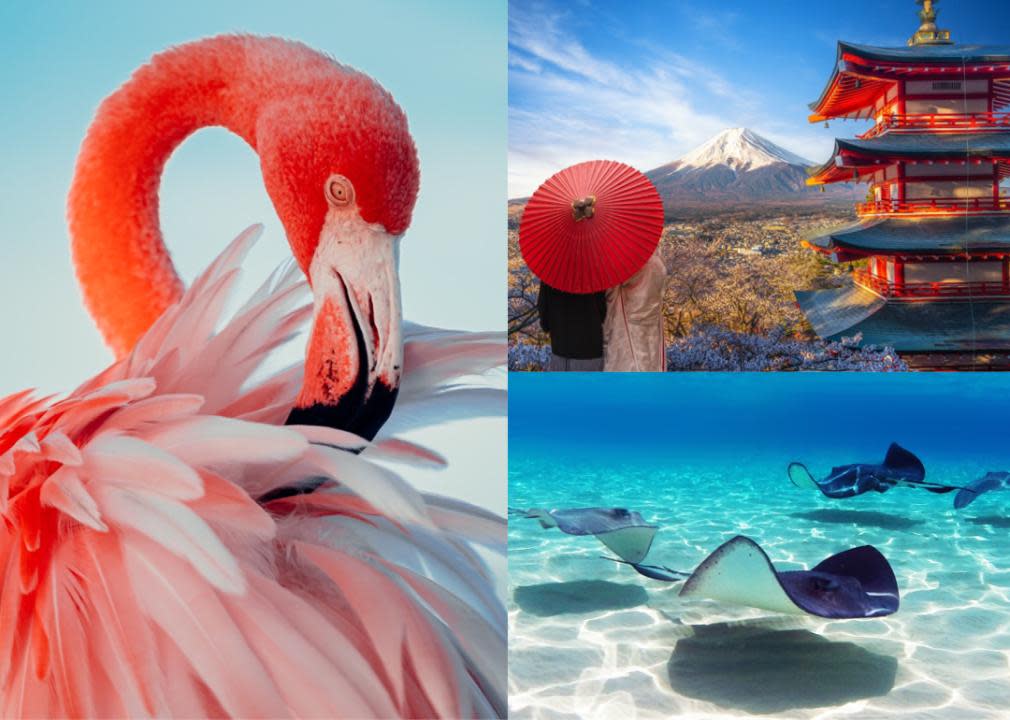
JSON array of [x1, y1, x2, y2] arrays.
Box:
[[0, 227, 505, 718]]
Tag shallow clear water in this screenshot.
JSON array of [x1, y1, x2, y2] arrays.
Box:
[[509, 373, 1010, 719]]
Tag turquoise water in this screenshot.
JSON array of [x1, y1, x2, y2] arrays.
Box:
[[509, 373, 1010, 719]]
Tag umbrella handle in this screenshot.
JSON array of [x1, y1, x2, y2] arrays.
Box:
[[571, 195, 596, 222]]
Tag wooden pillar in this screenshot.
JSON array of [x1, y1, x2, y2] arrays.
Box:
[[894, 257, 905, 296], [1003, 256, 1009, 293]]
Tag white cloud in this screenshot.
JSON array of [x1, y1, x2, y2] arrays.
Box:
[[508, 51, 542, 74], [508, 4, 832, 197]]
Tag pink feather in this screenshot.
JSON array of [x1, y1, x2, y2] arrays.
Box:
[[0, 222, 505, 717]]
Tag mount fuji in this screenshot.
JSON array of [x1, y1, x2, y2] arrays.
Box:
[[645, 128, 856, 208]]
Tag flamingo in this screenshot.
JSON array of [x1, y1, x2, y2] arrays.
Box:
[[0, 35, 505, 718]]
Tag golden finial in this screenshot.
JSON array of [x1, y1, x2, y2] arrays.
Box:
[[908, 0, 953, 46]]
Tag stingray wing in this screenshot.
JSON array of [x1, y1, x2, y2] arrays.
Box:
[[787, 462, 820, 490], [592, 527, 658, 565], [802, 545, 900, 617], [680, 536, 900, 619], [954, 471, 1010, 509], [548, 508, 658, 565], [788, 462, 858, 497], [882, 443, 925, 483], [516, 508, 659, 565], [680, 536, 805, 615]]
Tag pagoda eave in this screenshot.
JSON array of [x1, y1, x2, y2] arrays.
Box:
[[809, 76, 893, 123], [809, 41, 1010, 122], [837, 41, 1010, 67], [807, 133, 1010, 185], [807, 154, 880, 185], [808, 216, 1010, 256], [800, 240, 867, 264], [835, 133, 1010, 158], [796, 286, 1010, 352]]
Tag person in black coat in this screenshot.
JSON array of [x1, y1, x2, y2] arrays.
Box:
[[536, 281, 607, 371]]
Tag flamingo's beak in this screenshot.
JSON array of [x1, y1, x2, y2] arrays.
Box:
[[286, 214, 403, 440]]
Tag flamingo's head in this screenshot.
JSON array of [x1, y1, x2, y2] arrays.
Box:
[[256, 67, 419, 440]]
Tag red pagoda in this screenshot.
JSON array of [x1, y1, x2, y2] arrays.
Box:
[[795, 0, 1010, 365]]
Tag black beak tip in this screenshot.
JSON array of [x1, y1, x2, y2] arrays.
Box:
[[286, 381, 399, 441]]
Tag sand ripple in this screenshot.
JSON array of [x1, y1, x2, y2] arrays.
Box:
[[509, 455, 1010, 719]]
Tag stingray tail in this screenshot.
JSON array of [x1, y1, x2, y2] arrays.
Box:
[[918, 484, 961, 494], [601, 556, 690, 583], [891, 478, 967, 494]]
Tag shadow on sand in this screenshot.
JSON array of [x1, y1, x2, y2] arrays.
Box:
[[514, 580, 648, 617], [667, 624, 897, 714], [790, 508, 922, 531], [964, 515, 1010, 529]]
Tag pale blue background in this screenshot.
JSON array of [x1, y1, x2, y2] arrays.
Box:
[[0, 0, 506, 395]]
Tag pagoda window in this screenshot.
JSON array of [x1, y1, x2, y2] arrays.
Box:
[[905, 163, 994, 178], [904, 79, 989, 95], [903, 79, 990, 116], [904, 179, 992, 200], [905, 97, 989, 115], [904, 261, 1003, 285]]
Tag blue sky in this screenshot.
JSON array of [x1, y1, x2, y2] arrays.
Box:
[[0, 0, 505, 395], [509, 0, 1010, 197]]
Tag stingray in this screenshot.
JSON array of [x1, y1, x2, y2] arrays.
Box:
[[787, 443, 959, 499], [608, 536, 900, 619], [508, 507, 659, 564], [954, 471, 1010, 509], [513, 507, 900, 619]]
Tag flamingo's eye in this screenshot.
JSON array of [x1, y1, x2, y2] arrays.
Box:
[[325, 174, 354, 207]]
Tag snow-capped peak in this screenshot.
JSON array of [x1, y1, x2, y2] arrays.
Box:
[[677, 128, 811, 172]]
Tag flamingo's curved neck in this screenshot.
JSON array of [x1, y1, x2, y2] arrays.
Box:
[[68, 37, 259, 358]]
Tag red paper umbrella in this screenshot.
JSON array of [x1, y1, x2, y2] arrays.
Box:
[[519, 160, 664, 294]]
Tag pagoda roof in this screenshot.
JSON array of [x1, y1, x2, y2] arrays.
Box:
[[838, 41, 1010, 65], [810, 41, 1010, 122], [807, 216, 1010, 259], [808, 132, 1010, 184], [795, 285, 1010, 351]]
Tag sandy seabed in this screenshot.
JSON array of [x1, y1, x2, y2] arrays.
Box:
[[509, 457, 1010, 719]]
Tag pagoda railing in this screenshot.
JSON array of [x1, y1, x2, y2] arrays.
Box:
[[856, 196, 1010, 217], [860, 112, 1010, 139], [854, 269, 1010, 299]]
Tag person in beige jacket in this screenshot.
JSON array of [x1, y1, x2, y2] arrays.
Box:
[[603, 248, 668, 371]]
